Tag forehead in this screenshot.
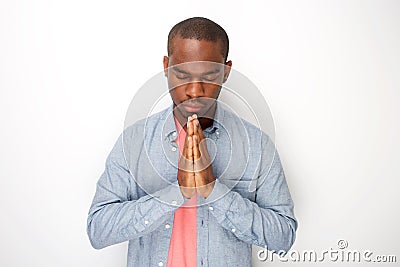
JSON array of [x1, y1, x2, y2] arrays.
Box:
[[169, 37, 225, 65]]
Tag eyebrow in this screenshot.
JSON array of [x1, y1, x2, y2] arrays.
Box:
[[172, 66, 221, 76]]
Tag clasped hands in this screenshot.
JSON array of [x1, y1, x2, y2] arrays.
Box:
[[178, 114, 216, 199]]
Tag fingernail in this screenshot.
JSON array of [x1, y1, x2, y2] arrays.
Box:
[[193, 114, 197, 119], [188, 116, 192, 121]]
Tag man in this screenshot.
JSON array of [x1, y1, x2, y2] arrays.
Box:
[[87, 17, 297, 267]]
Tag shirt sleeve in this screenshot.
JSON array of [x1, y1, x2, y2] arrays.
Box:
[[201, 133, 298, 253], [86, 133, 185, 250]]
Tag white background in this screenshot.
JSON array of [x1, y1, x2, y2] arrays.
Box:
[[1, 0, 399, 266]]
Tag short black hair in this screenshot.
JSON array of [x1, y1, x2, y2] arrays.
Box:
[[167, 17, 229, 61]]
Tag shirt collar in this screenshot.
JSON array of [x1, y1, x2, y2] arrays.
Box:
[[162, 101, 224, 140]]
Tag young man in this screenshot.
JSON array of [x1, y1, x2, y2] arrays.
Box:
[[87, 17, 297, 267]]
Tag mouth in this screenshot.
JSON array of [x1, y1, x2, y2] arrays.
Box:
[[181, 100, 205, 113]]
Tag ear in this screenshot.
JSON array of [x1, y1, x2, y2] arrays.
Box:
[[223, 60, 232, 83], [163, 56, 169, 77]]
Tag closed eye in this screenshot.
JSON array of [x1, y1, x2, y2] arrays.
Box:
[[175, 73, 190, 80], [172, 67, 190, 80], [201, 73, 220, 82]]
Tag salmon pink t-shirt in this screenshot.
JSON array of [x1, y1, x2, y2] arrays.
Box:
[[166, 116, 197, 267]]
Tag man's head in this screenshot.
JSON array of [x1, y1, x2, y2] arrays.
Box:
[[163, 17, 232, 124], [167, 17, 229, 61]]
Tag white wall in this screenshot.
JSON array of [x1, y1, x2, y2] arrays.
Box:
[[0, 0, 399, 266]]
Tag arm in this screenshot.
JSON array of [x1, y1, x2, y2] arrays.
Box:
[[202, 133, 298, 253], [86, 133, 185, 249]]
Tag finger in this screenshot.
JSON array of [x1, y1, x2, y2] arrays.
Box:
[[193, 134, 200, 161], [193, 115, 197, 136], [198, 138, 211, 166], [182, 131, 189, 157], [187, 116, 193, 136], [179, 135, 191, 171], [194, 118, 205, 140], [187, 135, 193, 163]]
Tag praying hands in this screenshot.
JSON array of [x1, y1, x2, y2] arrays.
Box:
[[178, 114, 216, 199]]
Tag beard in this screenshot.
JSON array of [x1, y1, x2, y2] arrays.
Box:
[[175, 97, 217, 120]]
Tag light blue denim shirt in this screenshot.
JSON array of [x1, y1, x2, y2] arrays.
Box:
[[87, 102, 298, 267]]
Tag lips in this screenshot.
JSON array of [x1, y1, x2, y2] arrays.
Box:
[[181, 100, 205, 113]]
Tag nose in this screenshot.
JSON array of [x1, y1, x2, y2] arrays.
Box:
[[185, 81, 205, 99]]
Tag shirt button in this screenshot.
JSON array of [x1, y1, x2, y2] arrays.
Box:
[[171, 200, 177, 205], [231, 228, 236, 233], [165, 224, 171, 229], [158, 261, 164, 266], [208, 206, 214, 211], [216, 130, 220, 135], [172, 131, 177, 137], [171, 147, 177, 152], [144, 220, 149, 225]]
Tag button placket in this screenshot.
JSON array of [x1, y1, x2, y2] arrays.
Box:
[[198, 205, 209, 267]]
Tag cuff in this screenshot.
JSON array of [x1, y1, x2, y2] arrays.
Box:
[[198, 179, 232, 206], [151, 182, 187, 208]]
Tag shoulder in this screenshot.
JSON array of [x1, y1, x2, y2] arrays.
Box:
[[222, 107, 271, 143], [123, 107, 169, 138]]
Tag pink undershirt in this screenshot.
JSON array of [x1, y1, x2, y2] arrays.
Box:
[[166, 116, 197, 267]]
